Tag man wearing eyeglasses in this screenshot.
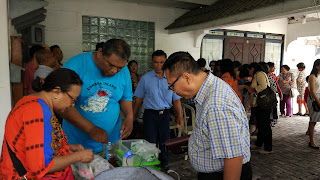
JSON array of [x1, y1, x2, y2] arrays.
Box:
[[60, 39, 133, 154], [133, 50, 183, 170], [163, 52, 251, 180]]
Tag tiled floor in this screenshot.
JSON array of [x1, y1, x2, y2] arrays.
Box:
[[167, 115, 320, 180]]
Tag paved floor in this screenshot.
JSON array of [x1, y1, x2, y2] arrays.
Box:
[[167, 115, 320, 180]]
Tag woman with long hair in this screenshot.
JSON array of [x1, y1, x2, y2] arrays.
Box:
[[0, 68, 94, 179], [306, 59, 320, 149], [248, 63, 273, 154]]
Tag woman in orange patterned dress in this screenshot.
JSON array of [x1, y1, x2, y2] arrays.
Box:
[[0, 68, 94, 180], [220, 59, 243, 102]]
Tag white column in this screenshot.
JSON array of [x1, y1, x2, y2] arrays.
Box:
[[0, 0, 12, 154]]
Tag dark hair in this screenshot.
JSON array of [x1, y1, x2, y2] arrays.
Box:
[[36, 49, 51, 64], [32, 68, 83, 92], [297, 62, 305, 69], [233, 61, 242, 71], [239, 69, 250, 78], [101, 39, 131, 60], [310, 59, 320, 77], [281, 65, 290, 71], [267, 62, 275, 68], [248, 62, 258, 71], [50, 45, 60, 52], [242, 64, 249, 71], [209, 60, 215, 66], [29, 45, 44, 59], [152, 50, 167, 59], [162, 51, 200, 76], [197, 58, 206, 68], [220, 59, 236, 79], [128, 60, 138, 67], [252, 62, 269, 75], [95, 42, 105, 51], [258, 62, 269, 74]]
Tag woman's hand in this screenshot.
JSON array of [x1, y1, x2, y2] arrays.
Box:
[[69, 144, 85, 153], [79, 149, 94, 163]]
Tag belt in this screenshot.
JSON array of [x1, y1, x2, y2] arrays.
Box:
[[145, 109, 170, 115]]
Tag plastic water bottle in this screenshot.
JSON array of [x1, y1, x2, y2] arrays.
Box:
[[122, 149, 133, 166]]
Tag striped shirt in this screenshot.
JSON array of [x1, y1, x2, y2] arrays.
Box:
[[189, 73, 251, 172]]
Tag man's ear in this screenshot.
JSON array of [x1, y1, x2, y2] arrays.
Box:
[[182, 72, 192, 85]]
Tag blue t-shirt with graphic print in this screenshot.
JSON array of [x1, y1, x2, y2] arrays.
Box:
[[62, 52, 132, 153]]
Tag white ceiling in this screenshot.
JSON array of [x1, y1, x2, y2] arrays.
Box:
[[115, 0, 219, 9]]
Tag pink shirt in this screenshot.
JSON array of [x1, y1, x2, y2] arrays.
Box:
[[23, 61, 37, 95]]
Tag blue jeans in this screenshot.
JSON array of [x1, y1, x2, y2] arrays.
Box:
[[143, 109, 170, 166]]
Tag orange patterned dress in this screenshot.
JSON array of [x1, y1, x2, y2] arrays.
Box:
[[221, 72, 243, 102], [0, 96, 72, 179]]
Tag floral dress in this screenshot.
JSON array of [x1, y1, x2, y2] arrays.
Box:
[[296, 70, 306, 103]]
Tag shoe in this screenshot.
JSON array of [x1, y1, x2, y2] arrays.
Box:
[[294, 113, 302, 116], [303, 113, 309, 116], [308, 142, 320, 149], [259, 149, 272, 154], [162, 164, 169, 171]]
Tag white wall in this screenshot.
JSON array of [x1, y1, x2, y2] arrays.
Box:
[[0, 0, 12, 154], [287, 21, 320, 46], [41, 0, 201, 63], [223, 18, 288, 35]]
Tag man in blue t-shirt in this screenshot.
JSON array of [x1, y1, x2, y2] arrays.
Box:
[[60, 39, 133, 153], [133, 50, 183, 170]]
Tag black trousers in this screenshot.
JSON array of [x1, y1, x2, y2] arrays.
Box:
[[143, 109, 170, 166], [198, 161, 252, 180], [255, 107, 272, 151]]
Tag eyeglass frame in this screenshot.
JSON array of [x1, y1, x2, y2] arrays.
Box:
[[66, 92, 77, 104], [168, 74, 182, 90]]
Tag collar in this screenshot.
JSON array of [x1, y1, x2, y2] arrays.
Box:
[[38, 65, 54, 71], [194, 73, 213, 106], [151, 70, 166, 79]]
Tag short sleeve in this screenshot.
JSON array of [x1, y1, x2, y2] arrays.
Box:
[[207, 106, 246, 159], [133, 76, 146, 99], [172, 93, 181, 101], [120, 66, 133, 101]]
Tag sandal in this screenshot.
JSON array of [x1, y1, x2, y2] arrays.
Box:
[[294, 113, 302, 116]]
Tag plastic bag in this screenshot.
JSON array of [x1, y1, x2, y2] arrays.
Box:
[[131, 141, 161, 162], [72, 155, 113, 180]]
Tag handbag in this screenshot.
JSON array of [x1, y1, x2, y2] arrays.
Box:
[[289, 88, 299, 98], [310, 94, 320, 112], [256, 72, 277, 109]]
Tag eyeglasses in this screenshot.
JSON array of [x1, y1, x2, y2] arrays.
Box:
[[168, 74, 182, 90], [66, 92, 77, 104]]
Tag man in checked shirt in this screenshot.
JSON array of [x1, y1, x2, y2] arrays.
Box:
[[163, 52, 251, 180]]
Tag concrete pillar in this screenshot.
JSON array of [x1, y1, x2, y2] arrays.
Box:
[[0, 0, 12, 154]]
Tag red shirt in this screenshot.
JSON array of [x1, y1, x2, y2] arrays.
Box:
[[23, 62, 37, 95]]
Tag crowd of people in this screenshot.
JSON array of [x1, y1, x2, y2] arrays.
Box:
[[1, 37, 319, 179]]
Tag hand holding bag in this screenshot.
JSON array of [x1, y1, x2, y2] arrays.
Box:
[[310, 94, 320, 112]]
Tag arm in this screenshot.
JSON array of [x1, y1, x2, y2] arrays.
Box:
[[172, 99, 183, 130], [119, 100, 133, 139], [309, 75, 320, 106], [133, 97, 143, 121], [59, 107, 108, 143], [47, 149, 94, 174], [223, 155, 244, 180]]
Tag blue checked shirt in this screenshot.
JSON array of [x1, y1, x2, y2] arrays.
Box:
[[189, 73, 251, 173]]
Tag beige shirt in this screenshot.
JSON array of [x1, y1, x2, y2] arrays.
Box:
[[251, 71, 270, 94]]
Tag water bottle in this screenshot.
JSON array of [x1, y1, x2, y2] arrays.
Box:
[[122, 149, 133, 166]]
